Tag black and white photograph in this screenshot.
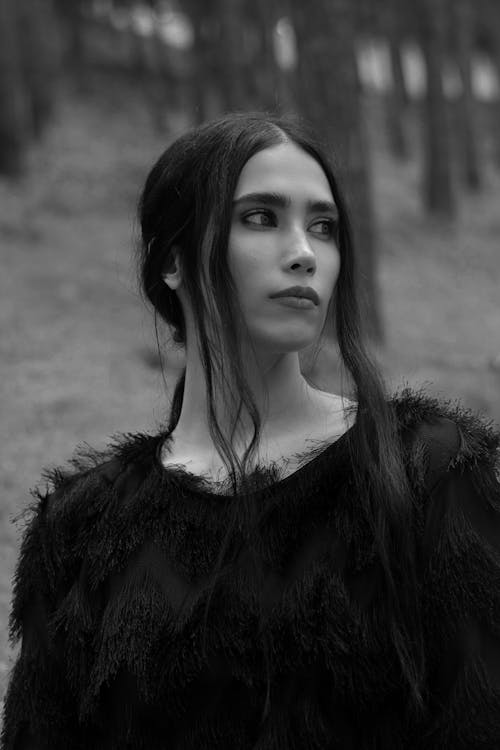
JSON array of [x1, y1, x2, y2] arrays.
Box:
[[1, 0, 499, 747]]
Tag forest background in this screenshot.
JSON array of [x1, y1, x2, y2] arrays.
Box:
[[1, 0, 500, 706]]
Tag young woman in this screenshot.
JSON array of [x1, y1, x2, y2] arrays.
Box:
[[2, 113, 500, 750]]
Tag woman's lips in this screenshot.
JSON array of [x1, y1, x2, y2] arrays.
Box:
[[269, 286, 320, 305], [271, 296, 316, 309]]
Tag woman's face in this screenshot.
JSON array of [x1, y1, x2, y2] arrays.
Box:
[[228, 142, 341, 355]]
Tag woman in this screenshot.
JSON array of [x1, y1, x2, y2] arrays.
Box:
[[2, 113, 500, 749]]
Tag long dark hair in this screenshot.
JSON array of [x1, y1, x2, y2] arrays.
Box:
[[137, 112, 425, 720]]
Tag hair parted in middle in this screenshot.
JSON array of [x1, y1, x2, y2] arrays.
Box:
[[139, 112, 356, 473], [137, 112, 426, 720]]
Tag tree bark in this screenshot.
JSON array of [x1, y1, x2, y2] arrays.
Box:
[[417, 0, 456, 216], [183, 0, 221, 123], [481, 0, 500, 169], [55, 0, 86, 89], [386, 17, 410, 159], [451, 0, 481, 190], [243, 0, 284, 112], [215, 0, 250, 112], [291, 0, 384, 343], [17, 0, 61, 139], [0, 0, 30, 175]]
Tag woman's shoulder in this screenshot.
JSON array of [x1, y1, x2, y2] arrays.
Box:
[[8, 430, 166, 645], [389, 385, 499, 492], [392, 391, 500, 747], [31, 429, 165, 527]]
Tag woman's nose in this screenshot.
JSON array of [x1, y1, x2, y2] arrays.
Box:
[[286, 227, 316, 273]]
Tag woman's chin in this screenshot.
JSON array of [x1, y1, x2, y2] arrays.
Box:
[[251, 334, 319, 355]]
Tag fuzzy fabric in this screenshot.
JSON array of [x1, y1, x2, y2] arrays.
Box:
[[1, 387, 499, 749]]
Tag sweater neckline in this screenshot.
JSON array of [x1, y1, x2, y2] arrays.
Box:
[[153, 421, 356, 499]]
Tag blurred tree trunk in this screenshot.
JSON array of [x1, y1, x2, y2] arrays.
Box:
[[190, 10, 214, 123], [258, 19, 278, 111], [451, 0, 481, 190], [244, 0, 282, 111], [186, 0, 289, 121], [17, 0, 60, 139], [0, 0, 30, 175], [183, 0, 220, 123], [385, 8, 410, 159], [291, 0, 383, 343], [146, 30, 170, 133], [417, 0, 456, 216], [494, 58, 500, 170], [215, 0, 249, 111], [56, 0, 86, 88], [482, 0, 500, 169], [124, 26, 161, 128], [272, 0, 300, 112]]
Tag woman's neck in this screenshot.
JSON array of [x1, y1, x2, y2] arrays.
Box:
[[171, 346, 339, 454]]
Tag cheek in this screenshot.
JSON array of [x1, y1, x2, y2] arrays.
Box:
[[320, 247, 341, 288], [228, 247, 267, 300]]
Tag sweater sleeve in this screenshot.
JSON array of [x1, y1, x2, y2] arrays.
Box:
[[0, 486, 79, 750], [419, 415, 500, 748], [1, 456, 124, 750]]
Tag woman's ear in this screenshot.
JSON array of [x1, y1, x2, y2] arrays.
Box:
[[161, 246, 182, 290]]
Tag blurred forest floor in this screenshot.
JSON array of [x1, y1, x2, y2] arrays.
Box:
[[1, 77, 500, 703]]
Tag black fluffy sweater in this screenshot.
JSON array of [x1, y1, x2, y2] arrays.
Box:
[[1, 388, 500, 749]]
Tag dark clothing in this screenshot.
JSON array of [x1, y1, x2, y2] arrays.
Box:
[[2, 388, 500, 749]]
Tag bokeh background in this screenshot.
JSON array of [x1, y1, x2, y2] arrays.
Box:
[[1, 0, 500, 707]]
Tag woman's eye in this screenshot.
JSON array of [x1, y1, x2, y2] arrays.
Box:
[[310, 219, 337, 239], [243, 211, 275, 227]]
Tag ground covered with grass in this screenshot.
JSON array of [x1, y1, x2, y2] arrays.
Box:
[[1, 83, 499, 705]]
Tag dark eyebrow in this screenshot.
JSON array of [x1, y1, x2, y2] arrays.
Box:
[[233, 191, 289, 209], [308, 199, 339, 217], [233, 191, 338, 217]]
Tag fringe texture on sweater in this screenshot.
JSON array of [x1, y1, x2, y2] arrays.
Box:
[[1, 387, 500, 750]]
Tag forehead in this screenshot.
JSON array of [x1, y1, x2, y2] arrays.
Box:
[[233, 142, 333, 202]]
